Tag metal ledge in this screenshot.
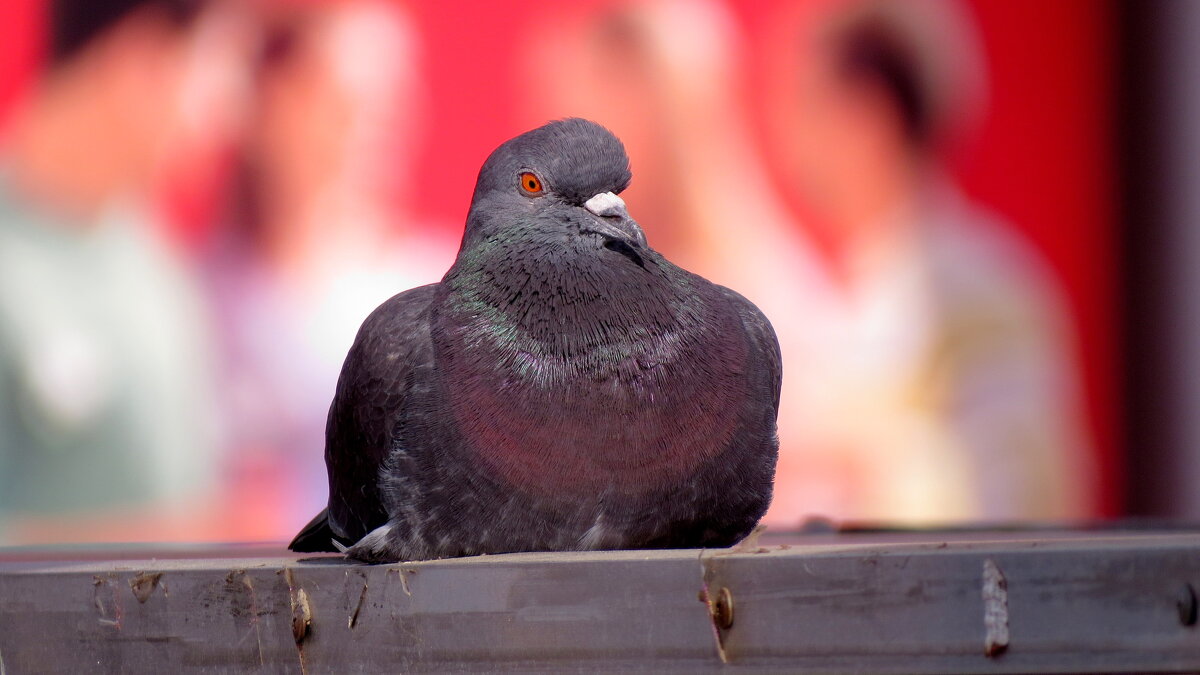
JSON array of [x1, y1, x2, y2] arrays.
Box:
[[2, 531, 1199, 673]]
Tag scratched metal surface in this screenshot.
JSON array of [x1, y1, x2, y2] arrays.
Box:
[[2, 531, 1200, 673]]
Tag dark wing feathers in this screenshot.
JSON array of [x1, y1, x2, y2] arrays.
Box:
[[718, 285, 783, 414], [287, 507, 342, 552], [289, 283, 438, 552]]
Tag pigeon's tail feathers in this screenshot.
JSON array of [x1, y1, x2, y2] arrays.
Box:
[[288, 508, 350, 553], [344, 523, 396, 563]]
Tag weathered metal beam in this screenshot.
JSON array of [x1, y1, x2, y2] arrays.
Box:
[[2, 532, 1199, 673]]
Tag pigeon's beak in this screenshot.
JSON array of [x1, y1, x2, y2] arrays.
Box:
[[582, 192, 647, 247]]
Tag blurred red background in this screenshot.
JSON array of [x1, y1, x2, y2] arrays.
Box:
[[0, 0, 1120, 539]]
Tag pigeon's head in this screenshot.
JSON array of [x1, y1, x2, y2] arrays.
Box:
[[464, 118, 647, 257]]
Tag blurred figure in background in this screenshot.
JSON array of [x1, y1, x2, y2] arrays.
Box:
[[203, 1, 458, 537], [767, 0, 1098, 522], [0, 0, 250, 542]]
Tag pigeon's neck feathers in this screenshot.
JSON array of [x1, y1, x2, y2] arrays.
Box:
[[442, 232, 692, 362]]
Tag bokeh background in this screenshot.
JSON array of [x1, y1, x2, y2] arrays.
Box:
[[0, 0, 1180, 546]]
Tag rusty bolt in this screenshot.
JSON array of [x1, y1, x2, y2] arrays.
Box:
[[712, 587, 734, 630], [1177, 583, 1197, 627]]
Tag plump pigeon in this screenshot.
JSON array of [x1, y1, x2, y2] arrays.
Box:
[[289, 118, 781, 562]]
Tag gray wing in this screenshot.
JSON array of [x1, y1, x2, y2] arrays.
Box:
[[323, 283, 439, 543], [718, 286, 782, 416]]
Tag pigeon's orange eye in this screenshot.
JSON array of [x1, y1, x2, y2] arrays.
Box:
[[519, 172, 544, 195]]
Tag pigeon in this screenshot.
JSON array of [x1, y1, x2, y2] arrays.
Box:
[[289, 118, 781, 563]]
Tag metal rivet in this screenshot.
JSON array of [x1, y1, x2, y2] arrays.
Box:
[[1177, 583, 1197, 627], [712, 587, 734, 630]]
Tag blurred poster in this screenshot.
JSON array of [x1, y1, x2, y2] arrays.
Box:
[[0, 0, 1116, 544]]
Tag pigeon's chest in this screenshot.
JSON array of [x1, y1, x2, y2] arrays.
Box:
[[432, 293, 748, 497]]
